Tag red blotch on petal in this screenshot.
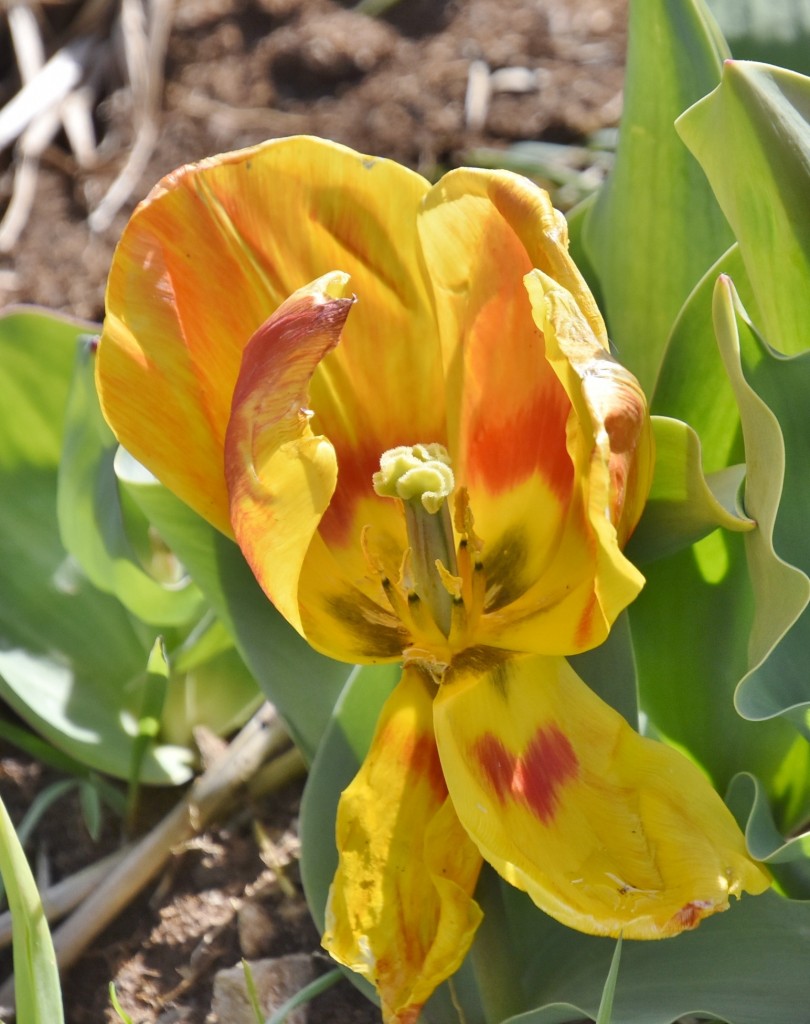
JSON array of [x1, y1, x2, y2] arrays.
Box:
[[471, 725, 579, 824], [471, 734, 516, 804], [516, 725, 579, 823]]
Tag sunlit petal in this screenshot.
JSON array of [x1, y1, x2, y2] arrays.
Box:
[[98, 134, 441, 534], [224, 272, 413, 662], [226, 273, 351, 633], [470, 271, 651, 655], [416, 170, 646, 656], [324, 666, 483, 1024], [528, 269, 654, 547], [434, 651, 769, 938]]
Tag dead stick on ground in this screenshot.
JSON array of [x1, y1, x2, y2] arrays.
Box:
[[0, 702, 306, 1009], [0, 845, 133, 951]]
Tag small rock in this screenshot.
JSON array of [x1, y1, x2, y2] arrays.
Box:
[[237, 900, 277, 959], [209, 955, 315, 1024]]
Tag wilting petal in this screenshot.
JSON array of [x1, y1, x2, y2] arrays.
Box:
[[434, 651, 770, 938], [98, 135, 441, 534], [225, 272, 411, 662], [225, 272, 348, 633], [324, 665, 483, 1024]]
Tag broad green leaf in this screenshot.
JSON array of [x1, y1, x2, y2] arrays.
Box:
[[161, 637, 262, 749], [115, 450, 357, 762], [0, 310, 192, 783], [627, 415, 752, 565], [677, 60, 810, 355], [712, 279, 810, 727], [728, 773, 810, 865], [505, 888, 810, 1024], [651, 244, 753, 472], [630, 278, 810, 829], [126, 637, 170, 823], [630, 532, 810, 829], [583, 0, 732, 393], [58, 336, 204, 626], [0, 795, 64, 1024]]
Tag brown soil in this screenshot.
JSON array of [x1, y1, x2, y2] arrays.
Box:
[[0, 0, 626, 1020]]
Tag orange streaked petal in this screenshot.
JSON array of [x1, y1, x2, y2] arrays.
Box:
[[471, 272, 653, 656], [527, 269, 654, 548], [417, 169, 639, 658], [324, 666, 483, 1024], [418, 168, 579, 503], [225, 272, 412, 663], [225, 272, 354, 639], [434, 651, 770, 939], [97, 134, 441, 534]]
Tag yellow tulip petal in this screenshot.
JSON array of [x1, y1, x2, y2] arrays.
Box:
[[472, 272, 653, 655], [419, 169, 575, 521], [434, 651, 770, 939], [324, 666, 483, 1024], [416, 170, 647, 656], [98, 134, 442, 534], [225, 273, 351, 629], [224, 271, 412, 663], [527, 269, 655, 549]]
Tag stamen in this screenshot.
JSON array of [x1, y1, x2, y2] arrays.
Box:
[[373, 443, 458, 636]]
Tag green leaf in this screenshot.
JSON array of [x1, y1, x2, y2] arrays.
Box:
[[651, 244, 753, 472], [57, 335, 204, 626], [126, 637, 170, 824], [582, 0, 732, 393], [595, 936, 622, 1024], [504, 888, 810, 1024], [627, 415, 753, 565], [629, 277, 810, 830], [568, 611, 639, 727], [677, 60, 810, 355], [115, 450, 362, 762], [0, 795, 64, 1024], [712, 278, 810, 727], [0, 310, 193, 784], [728, 773, 810, 865]]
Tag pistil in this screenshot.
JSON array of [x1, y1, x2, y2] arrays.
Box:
[[373, 444, 459, 636]]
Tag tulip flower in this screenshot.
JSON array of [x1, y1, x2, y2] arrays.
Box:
[[97, 136, 769, 1024]]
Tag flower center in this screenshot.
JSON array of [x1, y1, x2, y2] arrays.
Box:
[[373, 444, 459, 637]]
